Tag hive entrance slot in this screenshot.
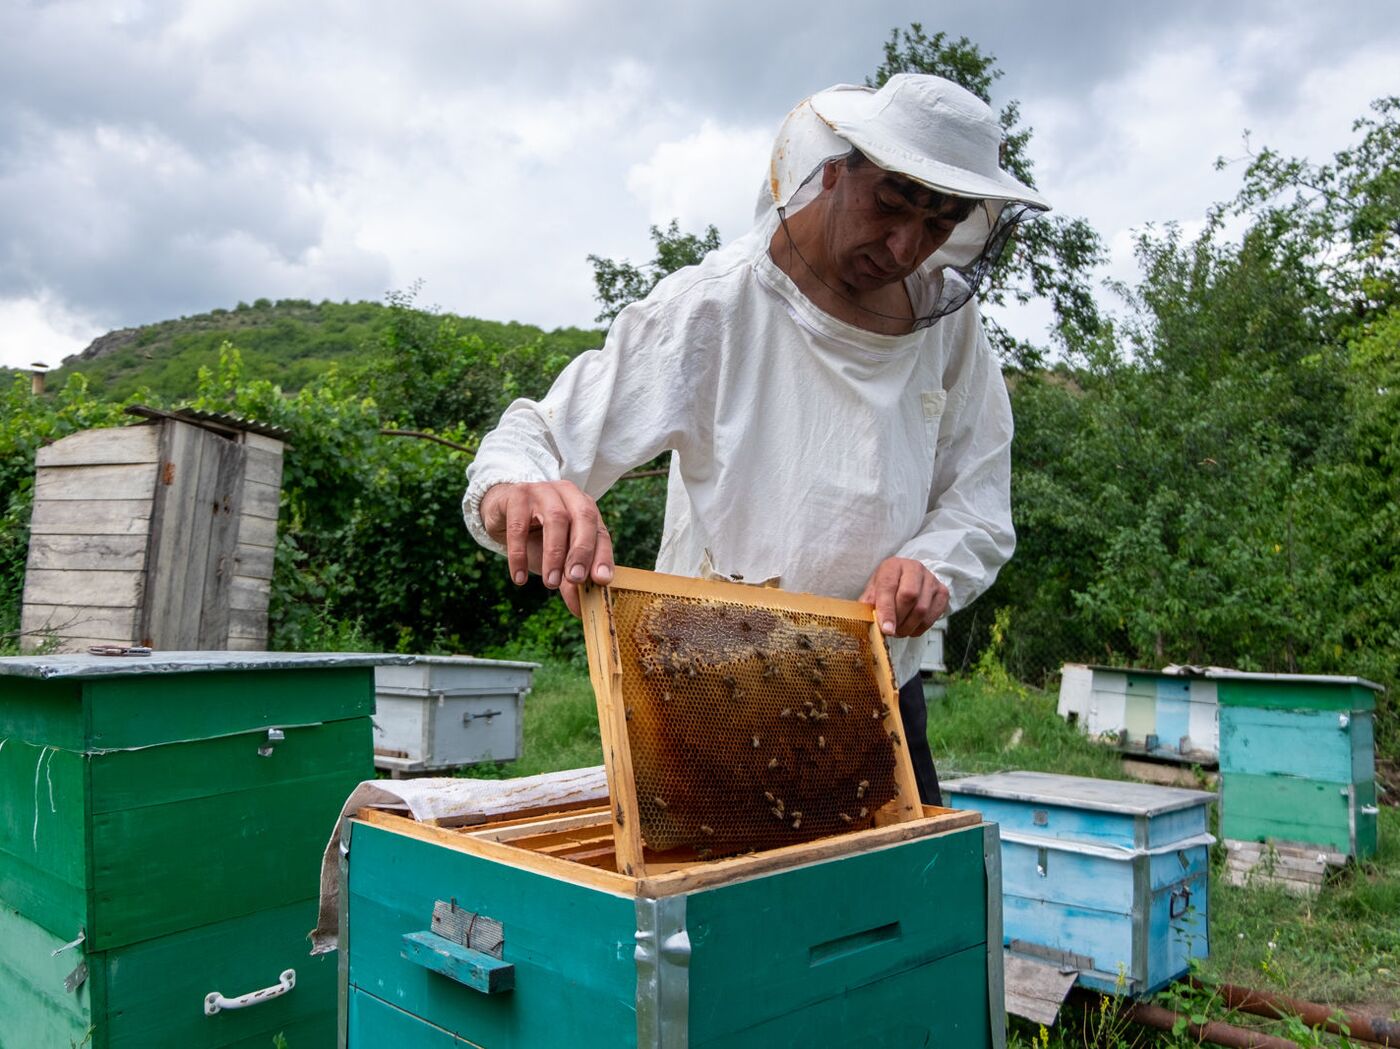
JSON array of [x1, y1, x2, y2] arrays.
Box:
[[581, 567, 922, 877]]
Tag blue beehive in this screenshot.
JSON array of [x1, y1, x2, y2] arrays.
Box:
[[944, 772, 1215, 995]]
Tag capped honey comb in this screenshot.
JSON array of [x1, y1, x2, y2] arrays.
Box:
[[581, 568, 918, 870]]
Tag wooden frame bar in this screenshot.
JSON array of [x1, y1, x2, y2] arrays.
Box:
[[356, 804, 981, 898]]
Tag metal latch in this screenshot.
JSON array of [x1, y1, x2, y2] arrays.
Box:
[[258, 727, 286, 757], [1169, 886, 1192, 920], [464, 709, 503, 724]]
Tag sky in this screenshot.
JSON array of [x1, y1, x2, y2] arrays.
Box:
[[1, 0, 1397, 372]]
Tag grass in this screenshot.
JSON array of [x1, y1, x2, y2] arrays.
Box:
[[456, 657, 1399, 1045]]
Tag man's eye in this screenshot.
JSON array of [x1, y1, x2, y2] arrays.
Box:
[[875, 196, 900, 214]]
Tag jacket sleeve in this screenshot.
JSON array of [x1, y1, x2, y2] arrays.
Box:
[[462, 294, 709, 555], [894, 320, 1016, 613]]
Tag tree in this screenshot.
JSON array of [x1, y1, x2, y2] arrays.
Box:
[[587, 220, 722, 324], [1222, 95, 1400, 331]]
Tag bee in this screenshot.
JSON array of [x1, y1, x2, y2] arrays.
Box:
[[810, 669, 823, 684], [768, 757, 779, 769], [818, 735, 826, 749], [796, 710, 809, 722], [625, 705, 634, 721], [839, 701, 851, 715], [889, 730, 902, 746], [771, 806, 785, 819], [763, 663, 777, 679], [752, 735, 761, 748], [839, 812, 853, 824], [696, 847, 714, 860], [699, 824, 715, 836], [722, 674, 737, 689], [870, 709, 881, 720], [779, 707, 792, 718], [653, 796, 668, 810], [796, 633, 813, 650], [661, 690, 672, 703], [764, 791, 775, 803], [859, 807, 869, 819], [856, 779, 869, 799], [791, 818, 802, 830]]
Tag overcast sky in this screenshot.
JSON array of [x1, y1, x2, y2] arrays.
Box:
[[1, 1, 1396, 372]]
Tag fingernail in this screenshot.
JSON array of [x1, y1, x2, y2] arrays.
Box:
[[598, 564, 614, 582], [546, 570, 561, 588], [568, 564, 585, 583], [513, 571, 526, 585], [883, 620, 895, 635]]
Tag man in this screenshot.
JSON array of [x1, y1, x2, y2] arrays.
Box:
[[463, 74, 1049, 804]]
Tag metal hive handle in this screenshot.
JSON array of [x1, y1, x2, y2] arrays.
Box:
[[204, 968, 295, 1015]]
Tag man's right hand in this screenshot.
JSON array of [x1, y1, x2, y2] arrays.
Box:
[[479, 480, 615, 616]]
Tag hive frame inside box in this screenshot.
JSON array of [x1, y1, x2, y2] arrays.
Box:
[[579, 566, 925, 877], [353, 803, 981, 896]]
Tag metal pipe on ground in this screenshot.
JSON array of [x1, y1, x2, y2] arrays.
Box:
[[1124, 1001, 1305, 1049], [1190, 978, 1399, 1046]]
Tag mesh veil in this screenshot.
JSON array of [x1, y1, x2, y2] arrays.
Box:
[[772, 150, 1045, 329]]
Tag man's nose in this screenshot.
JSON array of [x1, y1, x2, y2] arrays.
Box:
[[886, 220, 926, 268]]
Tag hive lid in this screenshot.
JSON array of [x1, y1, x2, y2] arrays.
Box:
[[943, 771, 1216, 817], [0, 650, 414, 679], [1082, 663, 1384, 692]]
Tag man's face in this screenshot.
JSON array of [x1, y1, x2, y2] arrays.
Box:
[[820, 159, 975, 292]]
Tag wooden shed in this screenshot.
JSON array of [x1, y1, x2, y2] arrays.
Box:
[[19, 407, 286, 653]]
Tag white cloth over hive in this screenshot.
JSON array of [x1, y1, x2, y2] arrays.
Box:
[[310, 766, 608, 954], [464, 207, 1015, 683]]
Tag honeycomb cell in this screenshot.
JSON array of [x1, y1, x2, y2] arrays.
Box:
[[610, 591, 899, 855]]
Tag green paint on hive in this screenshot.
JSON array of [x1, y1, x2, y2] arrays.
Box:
[[1216, 680, 1377, 712], [347, 821, 638, 1049], [686, 828, 986, 1042]]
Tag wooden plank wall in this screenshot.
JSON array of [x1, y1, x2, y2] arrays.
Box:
[[139, 421, 247, 649], [228, 431, 283, 651], [20, 427, 160, 651]]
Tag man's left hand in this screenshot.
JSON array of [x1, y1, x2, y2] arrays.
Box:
[[858, 558, 948, 637]]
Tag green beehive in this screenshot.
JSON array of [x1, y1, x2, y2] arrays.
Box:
[[1217, 671, 1382, 861], [0, 651, 406, 1049], [340, 806, 1004, 1048]]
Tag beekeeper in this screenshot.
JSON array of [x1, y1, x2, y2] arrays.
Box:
[[463, 74, 1050, 804]]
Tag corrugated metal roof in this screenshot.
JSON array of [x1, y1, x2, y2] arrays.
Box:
[[124, 404, 290, 441]]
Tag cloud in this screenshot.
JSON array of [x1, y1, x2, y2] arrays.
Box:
[[626, 120, 773, 238], [2, 1, 1399, 369]]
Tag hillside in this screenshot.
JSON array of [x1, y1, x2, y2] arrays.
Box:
[[30, 298, 604, 401]]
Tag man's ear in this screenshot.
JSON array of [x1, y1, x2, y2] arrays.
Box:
[[821, 158, 843, 191]]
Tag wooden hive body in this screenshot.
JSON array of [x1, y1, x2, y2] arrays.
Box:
[[372, 656, 538, 774], [945, 772, 1216, 996], [1216, 672, 1381, 861], [0, 652, 396, 1049], [20, 413, 284, 653], [1057, 665, 1219, 765], [340, 803, 1002, 1048]]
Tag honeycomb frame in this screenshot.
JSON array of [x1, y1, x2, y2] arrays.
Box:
[[580, 567, 921, 877]]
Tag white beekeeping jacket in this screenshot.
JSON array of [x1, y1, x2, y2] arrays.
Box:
[[464, 208, 1015, 682]]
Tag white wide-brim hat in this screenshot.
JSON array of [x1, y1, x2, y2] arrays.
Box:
[[765, 74, 1050, 214]]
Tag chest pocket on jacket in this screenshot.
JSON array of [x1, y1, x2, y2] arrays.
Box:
[[919, 389, 948, 504]]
